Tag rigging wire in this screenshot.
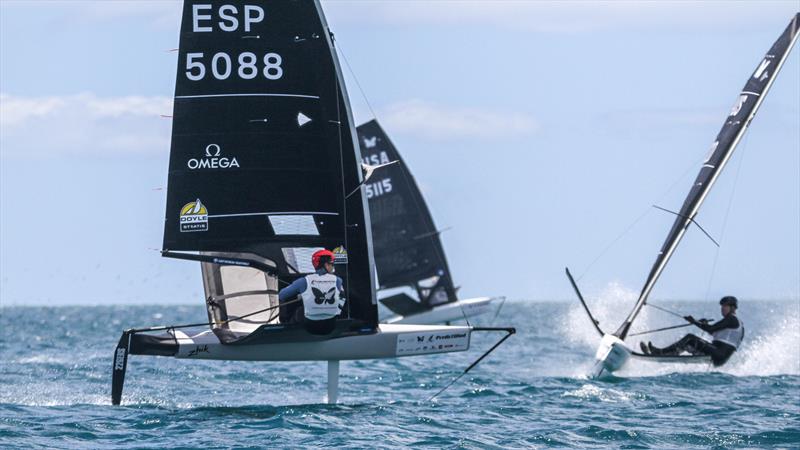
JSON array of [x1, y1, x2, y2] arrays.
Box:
[[703, 133, 750, 301], [126, 298, 301, 334], [337, 40, 457, 307], [628, 323, 693, 337], [577, 208, 652, 281], [489, 297, 507, 325], [629, 317, 713, 337], [335, 39, 392, 314], [632, 303, 711, 337], [577, 153, 711, 280], [336, 42, 379, 121], [331, 33, 355, 320], [646, 302, 685, 320], [456, 297, 473, 327]]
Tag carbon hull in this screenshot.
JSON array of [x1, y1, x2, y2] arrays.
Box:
[[126, 323, 472, 361]]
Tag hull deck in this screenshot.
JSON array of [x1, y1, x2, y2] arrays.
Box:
[[130, 323, 472, 361], [630, 352, 712, 364]]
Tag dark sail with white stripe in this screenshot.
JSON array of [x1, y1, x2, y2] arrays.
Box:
[[162, 1, 377, 325], [110, 0, 517, 407], [357, 120, 457, 312], [616, 13, 800, 339]]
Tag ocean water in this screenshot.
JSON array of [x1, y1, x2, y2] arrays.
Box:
[[1, 299, 798, 449]]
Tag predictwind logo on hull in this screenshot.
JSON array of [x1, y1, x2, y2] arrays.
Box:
[[180, 199, 208, 232]]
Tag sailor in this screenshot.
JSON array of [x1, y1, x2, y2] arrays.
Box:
[[641, 296, 744, 366], [278, 249, 346, 335]]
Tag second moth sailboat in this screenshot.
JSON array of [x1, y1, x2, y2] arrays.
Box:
[[357, 120, 502, 324]]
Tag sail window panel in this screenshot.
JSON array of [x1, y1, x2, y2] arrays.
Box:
[[219, 265, 279, 332], [269, 215, 319, 236], [282, 247, 324, 274]]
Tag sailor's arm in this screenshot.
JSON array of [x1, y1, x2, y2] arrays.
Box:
[[701, 315, 739, 333], [684, 314, 738, 333], [335, 276, 345, 309], [279, 278, 307, 302]]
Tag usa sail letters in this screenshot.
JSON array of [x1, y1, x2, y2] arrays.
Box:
[[362, 150, 393, 199]]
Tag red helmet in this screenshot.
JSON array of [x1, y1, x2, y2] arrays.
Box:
[[312, 249, 335, 269]]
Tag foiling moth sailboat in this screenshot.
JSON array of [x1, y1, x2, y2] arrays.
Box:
[[357, 120, 502, 324], [566, 13, 799, 377], [111, 0, 513, 405]]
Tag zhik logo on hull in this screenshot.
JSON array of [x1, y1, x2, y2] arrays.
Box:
[[187, 144, 240, 170], [180, 199, 209, 232]]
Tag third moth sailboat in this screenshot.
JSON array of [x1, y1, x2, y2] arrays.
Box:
[[567, 13, 799, 376]]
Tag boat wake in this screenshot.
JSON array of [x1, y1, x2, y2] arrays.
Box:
[[561, 281, 642, 348], [558, 283, 800, 378], [726, 312, 800, 377], [561, 384, 646, 403]]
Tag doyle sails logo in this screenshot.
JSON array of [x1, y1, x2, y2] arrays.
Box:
[[187, 144, 240, 170], [333, 246, 348, 264], [179, 199, 209, 232]]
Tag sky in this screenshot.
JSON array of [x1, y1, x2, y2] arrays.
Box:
[[1, 1, 799, 306]]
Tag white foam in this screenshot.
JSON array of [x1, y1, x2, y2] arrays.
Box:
[[562, 383, 645, 403], [559, 284, 800, 378], [15, 355, 72, 365], [561, 281, 661, 349], [725, 312, 800, 377]]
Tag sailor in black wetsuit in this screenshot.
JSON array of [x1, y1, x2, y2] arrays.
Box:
[[642, 296, 744, 366]]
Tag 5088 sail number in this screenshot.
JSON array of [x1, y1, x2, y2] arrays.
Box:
[[185, 52, 283, 81]]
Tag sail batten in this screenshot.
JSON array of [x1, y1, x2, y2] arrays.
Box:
[[616, 13, 800, 339], [357, 120, 458, 309]]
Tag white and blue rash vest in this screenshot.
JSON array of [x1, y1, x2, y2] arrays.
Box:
[[300, 272, 345, 321], [712, 319, 745, 349]]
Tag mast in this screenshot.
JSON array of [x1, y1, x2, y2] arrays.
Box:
[[615, 13, 800, 339], [315, 0, 378, 312]]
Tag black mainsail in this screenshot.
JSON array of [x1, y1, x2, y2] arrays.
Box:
[[162, 1, 377, 328], [615, 13, 800, 340], [112, 1, 517, 407], [357, 120, 457, 315]]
